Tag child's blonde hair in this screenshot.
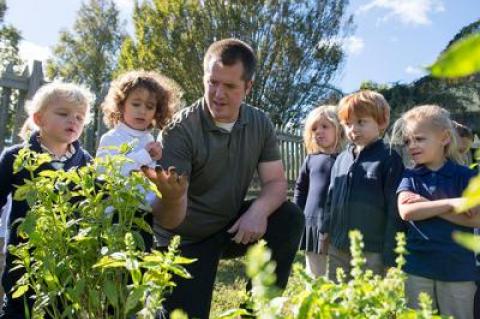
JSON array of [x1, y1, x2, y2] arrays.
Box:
[[19, 82, 94, 141], [101, 70, 182, 130], [390, 104, 462, 163], [303, 105, 344, 154], [338, 90, 390, 132]]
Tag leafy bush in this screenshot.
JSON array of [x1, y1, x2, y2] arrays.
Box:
[[10, 147, 193, 318], [218, 231, 444, 319]]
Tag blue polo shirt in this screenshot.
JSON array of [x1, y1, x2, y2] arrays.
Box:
[[397, 160, 480, 281]]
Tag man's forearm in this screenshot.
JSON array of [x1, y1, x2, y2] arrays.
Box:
[[249, 179, 287, 218], [152, 195, 187, 230]]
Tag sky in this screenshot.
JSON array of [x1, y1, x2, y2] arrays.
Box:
[[4, 0, 480, 93]]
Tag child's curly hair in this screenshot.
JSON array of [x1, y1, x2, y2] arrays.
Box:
[[101, 70, 182, 129]]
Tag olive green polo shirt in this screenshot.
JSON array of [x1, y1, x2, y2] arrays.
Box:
[[155, 98, 280, 246]]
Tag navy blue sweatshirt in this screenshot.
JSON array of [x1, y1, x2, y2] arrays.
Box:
[[0, 132, 91, 313], [321, 139, 405, 266]]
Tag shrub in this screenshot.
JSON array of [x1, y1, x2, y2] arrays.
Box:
[[10, 146, 192, 318], [218, 231, 444, 319]]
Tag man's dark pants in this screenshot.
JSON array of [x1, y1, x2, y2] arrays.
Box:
[[161, 200, 304, 319]]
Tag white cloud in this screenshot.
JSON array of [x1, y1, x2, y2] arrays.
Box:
[[317, 36, 365, 56], [19, 41, 51, 64], [343, 36, 365, 55], [359, 0, 444, 26], [389, 36, 399, 43], [113, 0, 134, 14], [405, 65, 426, 76]]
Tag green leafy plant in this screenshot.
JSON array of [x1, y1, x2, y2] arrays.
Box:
[[429, 33, 480, 78], [10, 147, 193, 318], [218, 231, 444, 319]]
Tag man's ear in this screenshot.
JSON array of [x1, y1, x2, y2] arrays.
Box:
[[245, 80, 253, 96]]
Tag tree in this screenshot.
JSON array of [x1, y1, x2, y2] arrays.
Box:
[[118, 0, 352, 125], [362, 19, 480, 132], [46, 0, 126, 151], [0, 0, 22, 70]]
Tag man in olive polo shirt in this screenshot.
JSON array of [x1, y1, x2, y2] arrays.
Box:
[[154, 38, 304, 318]]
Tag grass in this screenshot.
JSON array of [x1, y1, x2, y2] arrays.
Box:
[[210, 252, 305, 317]]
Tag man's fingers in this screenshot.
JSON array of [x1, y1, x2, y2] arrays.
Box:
[[241, 234, 251, 245], [141, 165, 156, 181], [232, 229, 245, 244], [227, 220, 240, 234]]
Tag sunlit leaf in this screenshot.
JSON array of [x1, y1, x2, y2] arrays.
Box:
[[12, 285, 29, 299], [430, 33, 480, 78], [453, 231, 480, 252]]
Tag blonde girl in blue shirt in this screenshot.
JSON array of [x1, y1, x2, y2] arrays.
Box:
[[394, 104, 480, 319]]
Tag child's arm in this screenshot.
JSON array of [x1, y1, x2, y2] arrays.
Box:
[[440, 209, 480, 228], [0, 149, 14, 213], [400, 192, 480, 227], [293, 157, 309, 210], [398, 191, 464, 221]]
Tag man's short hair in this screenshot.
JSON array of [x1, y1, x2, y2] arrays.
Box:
[[203, 38, 256, 81]]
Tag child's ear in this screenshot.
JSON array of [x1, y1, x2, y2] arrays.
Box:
[[32, 112, 43, 127], [440, 131, 451, 146], [379, 120, 388, 131]]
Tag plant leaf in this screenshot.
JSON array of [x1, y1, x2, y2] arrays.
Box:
[[430, 33, 480, 78], [12, 285, 29, 299], [124, 286, 146, 315], [453, 231, 480, 252], [103, 280, 119, 308]]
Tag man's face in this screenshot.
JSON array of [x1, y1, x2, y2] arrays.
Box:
[[203, 59, 252, 123]]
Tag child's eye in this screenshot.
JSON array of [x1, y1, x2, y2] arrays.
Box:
[[403, 139, 410, 146], [57, 113, 68, 116]]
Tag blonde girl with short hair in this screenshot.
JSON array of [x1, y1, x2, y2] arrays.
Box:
[[293, 105, 344, 277], [394, 104, 480, 319], [0, 81, 93, 317]]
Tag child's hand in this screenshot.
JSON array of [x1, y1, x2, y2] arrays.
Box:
[[400, 191, 428, 204], [145, 141, 162, 161], [464, 205, 480, 218]]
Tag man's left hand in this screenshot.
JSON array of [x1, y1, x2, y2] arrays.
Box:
[[227, 209, 268, 245]]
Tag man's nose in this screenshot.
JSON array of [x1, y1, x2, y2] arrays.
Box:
[[214, 85, 226, 98]]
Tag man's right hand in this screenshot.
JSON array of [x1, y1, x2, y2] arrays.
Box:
[[142, 166, 187, 201], [141, 165, 188, 229]]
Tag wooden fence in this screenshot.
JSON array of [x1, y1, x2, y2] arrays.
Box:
[[0, 61, 306, 193]]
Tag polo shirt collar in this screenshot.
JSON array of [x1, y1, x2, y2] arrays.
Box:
[[347, 138, 383, 156], [200, 98, 249, 132], [412, 160, 455, 177]]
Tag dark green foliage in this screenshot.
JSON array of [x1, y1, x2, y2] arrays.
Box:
[[118, 0, 352, 125]]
